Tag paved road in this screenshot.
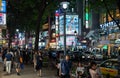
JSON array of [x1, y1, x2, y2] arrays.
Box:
[[0, 63, 57, 78]]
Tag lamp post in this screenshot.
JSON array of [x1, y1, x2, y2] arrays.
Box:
[[74, 30, 77, 51], [16, 29, 19, 47], [60, 2, 69, 55]]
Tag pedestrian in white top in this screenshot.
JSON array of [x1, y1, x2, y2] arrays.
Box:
[[76, 62, 85, 78]]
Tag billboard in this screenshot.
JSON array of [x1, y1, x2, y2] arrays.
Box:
[[59, 15, 79, 35], [0, 13, 6, 25], [59, 36, 76, 46], [0, 0, 6, 13]]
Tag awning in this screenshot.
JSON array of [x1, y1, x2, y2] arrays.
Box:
[[85, 30, 94, 38]]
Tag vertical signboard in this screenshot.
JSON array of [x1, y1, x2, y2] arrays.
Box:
[[0, 13, 6, 25], [55, 10, 59, 48], [0, 0, 6, 27], [0, 0, 6, 13], [0, 0, 2, 8], [85, 0, 89, 28]]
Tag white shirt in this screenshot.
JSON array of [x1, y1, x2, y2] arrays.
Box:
[[76, 67, 84, 78]]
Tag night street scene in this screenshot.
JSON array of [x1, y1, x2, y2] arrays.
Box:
[[0, 0, 120, 78]]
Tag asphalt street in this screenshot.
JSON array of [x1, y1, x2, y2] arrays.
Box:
[[0, 63, 58, 78]]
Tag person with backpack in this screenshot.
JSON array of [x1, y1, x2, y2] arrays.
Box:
[[4, 50, 13, 74]]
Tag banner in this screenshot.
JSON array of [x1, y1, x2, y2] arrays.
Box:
[[0, 13, 6, 25], [0, 0, 6, 13]]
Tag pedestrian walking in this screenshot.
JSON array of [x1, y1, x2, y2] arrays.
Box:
[[36, 52, 43, 77], [25, 51, 29, 64], [2, 48, 7, 71], [4, 51, 13, 74], [56, 60, 60, 76], [89, 61, 102, 78], [76, 62, 85, 78], [14, 52, 21, 75], [59, 55, 72, 78], [33, 51, 38, 71]]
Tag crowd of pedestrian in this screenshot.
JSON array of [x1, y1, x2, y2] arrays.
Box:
[[55, 55, 103, 78], [0, 47, 104, 78], [0, 47, 42, 76]]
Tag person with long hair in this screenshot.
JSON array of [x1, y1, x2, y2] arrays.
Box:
[[36, 52, 43, 77], [76, 62, 85, 78], [89, 61, 102, 78], [33, 51, 38, 71], [14, 52, 21, 75]]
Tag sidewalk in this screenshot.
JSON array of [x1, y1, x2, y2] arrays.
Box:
[[0, 63, 57, 78]]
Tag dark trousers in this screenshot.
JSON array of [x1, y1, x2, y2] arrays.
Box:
[[61, 74, 70, 78], [57, 69, 59, 76]]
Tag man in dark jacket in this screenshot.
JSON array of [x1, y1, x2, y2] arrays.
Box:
[[60, 55, 72, 78]]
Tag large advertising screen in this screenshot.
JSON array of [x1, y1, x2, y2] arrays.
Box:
[[59, 15, 79, 35], [59, 36, 76, 46], [0, 0, 6, 13]]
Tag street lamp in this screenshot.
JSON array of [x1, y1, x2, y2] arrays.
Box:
[[74, 30, 77, 51], [16, 29, 19, 47], [60, 1, 69, 55], [74, 30, 77, 36], [16, 29, 19, 32]]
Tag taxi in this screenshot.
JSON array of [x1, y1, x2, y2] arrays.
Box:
[[99, 59, 119, 78]]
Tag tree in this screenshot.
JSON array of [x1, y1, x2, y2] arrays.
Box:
[[34, 0, 69, 50], [89, 0, 120, 29], [7, 0, 76, 50]]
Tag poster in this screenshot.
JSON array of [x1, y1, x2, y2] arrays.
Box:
[[59, 15, 79, 35], [0, 13, 6, 25]]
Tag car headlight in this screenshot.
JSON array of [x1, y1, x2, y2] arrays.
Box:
[[88, 56, 90, 58], [82, 56, 85, 58]]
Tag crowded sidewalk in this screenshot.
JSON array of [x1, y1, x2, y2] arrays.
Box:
[[0, 63, 57, 78]]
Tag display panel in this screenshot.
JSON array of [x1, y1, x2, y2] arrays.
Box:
[[59, 36, 76, 46], [59, 15, 79, 35], [0, 13, 6, 25], [0, 0, 6, 13]]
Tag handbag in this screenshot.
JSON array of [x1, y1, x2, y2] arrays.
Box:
[[20, 57, 23, 63]]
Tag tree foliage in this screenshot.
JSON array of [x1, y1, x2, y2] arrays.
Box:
[[89, 0, 120, 29], [7, 0, 76, 49]]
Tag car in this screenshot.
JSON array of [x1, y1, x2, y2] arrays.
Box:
[[110, 52, 118, 59], [83, 51, 95, 60], [99, 59, 120, 78], [68, 51, 86, 62], [93, 52, 103, 60]]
